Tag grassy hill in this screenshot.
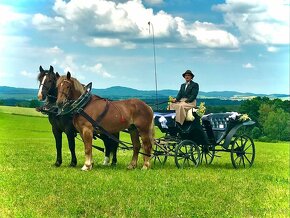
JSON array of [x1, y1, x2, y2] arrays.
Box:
[[0, 106, 288, 217]]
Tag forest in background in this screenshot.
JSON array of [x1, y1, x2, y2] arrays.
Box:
[[0, 96, 288, 142]]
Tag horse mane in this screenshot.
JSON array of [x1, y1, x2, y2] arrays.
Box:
[[57, 75, 86, 95]]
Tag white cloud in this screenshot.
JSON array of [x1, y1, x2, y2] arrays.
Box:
[[267, 46, 278, 52], [51, 55, 85, 81], [213, 0, 289, 45], [58, 56, 79, 73], [243, 63, 254, 68], [51, 54, 114, 80], [86, 37, 136, 49], [0, 5, 29, 27], [31, 0, 239, 49], [20, 70, 34, 78], [186, 21, 239, 48], [46, 46, 64, 54], [32, 13, 65, 30], [82, 63, 114, 78]]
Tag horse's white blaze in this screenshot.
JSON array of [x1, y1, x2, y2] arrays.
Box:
[[37, 75, 47, 100]]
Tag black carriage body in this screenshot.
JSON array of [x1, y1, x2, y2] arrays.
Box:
[[154, 110, 256, 168], [154, 111, 255, 148]]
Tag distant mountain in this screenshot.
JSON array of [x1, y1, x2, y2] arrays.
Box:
[[92, 87, 289, 100], [0, 86, 37, 100], [92, 86, 179, 98], [0, 85, 288, 100]]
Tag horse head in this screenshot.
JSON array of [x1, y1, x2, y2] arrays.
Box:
[[37, 65, 59, 101], [56, 71, 85, 108]]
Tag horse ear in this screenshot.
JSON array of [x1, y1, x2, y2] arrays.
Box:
[[49, 65, 54, 73], [56, 72, 60, 79], [67, 71, 71, 80], [39, 66, 44, 72]]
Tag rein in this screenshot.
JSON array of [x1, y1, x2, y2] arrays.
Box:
[[37, 74, 58, 115], [59, 79, 72, 99], [57, 83, 92, 116]]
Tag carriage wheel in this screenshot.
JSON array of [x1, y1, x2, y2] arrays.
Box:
[[175, 140, 200, 169], [230, 134, 255, 168], [200, 145, 215, 165], [151, 141, 168, 165]]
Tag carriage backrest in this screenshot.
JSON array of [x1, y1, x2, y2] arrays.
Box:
[[202, 112, 233, 131], [154, 111, 177, 133], [202, 112, 235, 143]]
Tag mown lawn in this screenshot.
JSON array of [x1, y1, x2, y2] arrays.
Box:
[[0, 106, 289, 217]]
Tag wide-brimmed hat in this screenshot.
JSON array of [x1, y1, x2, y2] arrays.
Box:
[[182, 70, 194, 78]]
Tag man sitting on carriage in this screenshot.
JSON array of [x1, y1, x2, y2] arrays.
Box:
[[169, 70, 199, 125]]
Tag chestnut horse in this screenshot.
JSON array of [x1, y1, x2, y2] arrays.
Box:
[[56, 72, 155, 170]]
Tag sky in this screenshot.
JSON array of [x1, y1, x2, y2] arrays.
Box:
[[0, 0, 289, 94]]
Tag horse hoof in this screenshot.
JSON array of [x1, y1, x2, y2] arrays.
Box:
[[54, 161, 62, 167], [111, 162, 117, 167], [127, 164, 136, 170], [70, 162, 77, 167], [81, 164, 92, 171], [103, 157, 110, 166], [141, 165, 149, 170]]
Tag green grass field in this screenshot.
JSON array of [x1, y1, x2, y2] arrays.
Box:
[[0, 106, 289, 217]]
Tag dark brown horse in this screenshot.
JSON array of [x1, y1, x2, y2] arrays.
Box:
[[37, 66, 77, 167], [56, 72, 155, 170]]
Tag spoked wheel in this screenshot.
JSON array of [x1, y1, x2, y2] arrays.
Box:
[[230, 134, 255, 168], [151, 139, 168, 165], [200, 145, 215, 165], [175, 140, 200, 168]]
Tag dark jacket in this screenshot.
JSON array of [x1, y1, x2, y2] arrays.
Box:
[[176, 80, 199, 103]]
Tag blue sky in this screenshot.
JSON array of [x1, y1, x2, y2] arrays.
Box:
[[0, 0, 289, 94]]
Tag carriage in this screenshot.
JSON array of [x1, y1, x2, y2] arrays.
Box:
[[152, 109, 256, 169], [57, 83, 255, 169]]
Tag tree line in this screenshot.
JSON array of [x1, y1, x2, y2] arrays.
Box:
[[1, 96, 289, 141], [239, 97, 290, 141]]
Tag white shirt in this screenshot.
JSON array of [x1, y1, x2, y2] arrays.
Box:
[[185, 82, 190, 91]]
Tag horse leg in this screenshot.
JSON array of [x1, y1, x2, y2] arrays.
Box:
[[101, 133, 118, 166], [66, 132, 77, 167], [139, 132, 153, 170], [52, 128, 62, 167], [128, 128, 141, 170], [139, 120, 154, 170], [81, 127, 93, 171], [111, 132, 119, 166], [99, 134, 110, 166]]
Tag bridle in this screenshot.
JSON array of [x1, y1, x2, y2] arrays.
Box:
[[39, 74, 57, 100], [58, 79, 72, 100]]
